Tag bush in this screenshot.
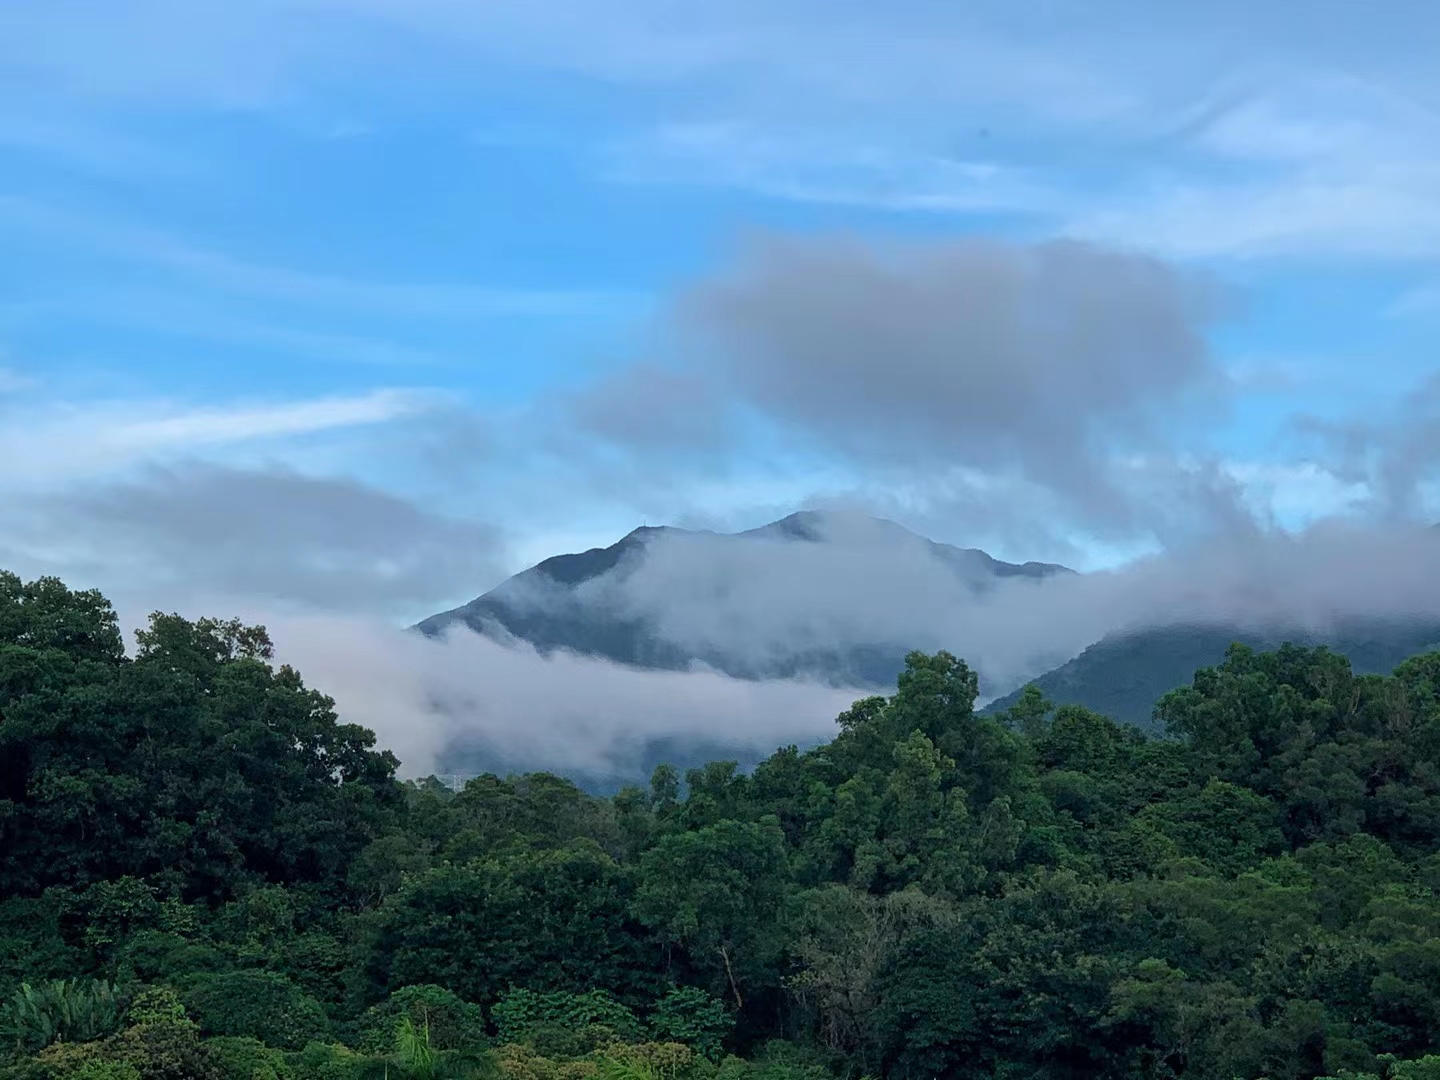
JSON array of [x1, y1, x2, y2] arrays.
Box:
[[278, 1043, 366, 1080], [597, 1042, 703, 1080], [493, 991, 640, 1057], [355, 986, 486, 1054], [123, 990, 186, 1027], [492, 1043, 597, 1080], [182, 973, 330, 1051], [648, 990, 731, 1060], [4, 1050, 142, 1080], [115, 933, 222, 986], [107, 1020, 222, 1080], [3, 980, 122, 1052], [62, 1063, 142, 1080], [19, 1019, 221, 1080], [204, 1037, 291, 1080]]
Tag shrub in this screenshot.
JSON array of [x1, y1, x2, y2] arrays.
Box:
[[492, 991, 639, 1057], [204, 1037, 291, 1080], [355, 986, 486, 1054], [647, 990, 730, 1061], [3, 980, 122, 1052], [279, 1043, 366, 1080], [182, 973, 330, 1051]]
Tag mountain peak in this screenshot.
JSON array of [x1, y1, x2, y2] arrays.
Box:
[[416, 508, 1075, 689]]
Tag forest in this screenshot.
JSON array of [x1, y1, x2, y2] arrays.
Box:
[[5, 569, 1440, 1080]]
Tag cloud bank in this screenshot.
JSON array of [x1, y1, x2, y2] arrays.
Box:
[[269, 614, 866, 780], [242, 513, 1440, 781]]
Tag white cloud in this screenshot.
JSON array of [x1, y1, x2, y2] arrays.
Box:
[[113, 389, 432, 449], [272, 615, 864, 778], [0, 387, 436, 484]]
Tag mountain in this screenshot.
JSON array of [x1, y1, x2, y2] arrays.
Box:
[[416, 510, 1073, 688], [982, 618, 1440, 733]]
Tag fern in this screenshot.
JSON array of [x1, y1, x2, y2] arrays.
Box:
[[3, 978, 121, 1051]]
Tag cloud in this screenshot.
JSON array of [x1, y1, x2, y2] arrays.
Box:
[[604, 123, 1057, 215], [1294, 372, 1440, 522], [9, 1, 1440, 265], [565, 364, 732, 455], [0, 366, 35, 394], [577, 233, 1235, 542], [0, 388, 436, 485], [0, 111, 202, 179], [9, 463, 504, 618], [479, 511, 1440, 708], [269, 616, 864, 779], [0, 196, 632, 319], [26, 293, 458, 367]]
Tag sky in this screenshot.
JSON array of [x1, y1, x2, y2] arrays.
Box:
[[5, 0, 1440, 775]]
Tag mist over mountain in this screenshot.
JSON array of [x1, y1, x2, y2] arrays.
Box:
[[409, 511, 1440, 785], [417, 509, 1072, 689]]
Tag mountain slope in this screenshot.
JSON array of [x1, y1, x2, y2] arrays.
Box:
[[416, 510, 1072, 687], [983, 618, 1440, 732]]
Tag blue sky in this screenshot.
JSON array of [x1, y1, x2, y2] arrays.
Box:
[[3, 0, 1440, 623]]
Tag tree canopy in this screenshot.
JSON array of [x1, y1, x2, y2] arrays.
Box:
[[6, 571, 1440, 1080]]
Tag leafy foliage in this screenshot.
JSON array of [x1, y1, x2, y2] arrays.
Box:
[[181, 971, 331, 1050], [12, 573, 1440, 1080], [2, 980, 122, 1053]]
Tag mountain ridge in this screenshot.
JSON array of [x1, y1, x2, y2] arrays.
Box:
[[416, 510, 1073, 687]]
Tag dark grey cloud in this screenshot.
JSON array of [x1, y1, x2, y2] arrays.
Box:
[[576, 233, 1238, 541], [15, 463, 505, 617], [568, 364, 731, 453]]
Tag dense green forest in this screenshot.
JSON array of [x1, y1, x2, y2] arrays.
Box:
[[7, 571, 1440, 1080]]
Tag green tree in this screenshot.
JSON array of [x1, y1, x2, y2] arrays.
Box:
[[181, 971, 330, 1050], [634, 819, 791, 1010]]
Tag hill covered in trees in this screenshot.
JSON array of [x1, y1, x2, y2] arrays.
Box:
[[983, 618, 1440, 732], [7, 569, 1440, 1079]]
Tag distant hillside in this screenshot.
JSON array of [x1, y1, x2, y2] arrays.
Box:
[[416, 510, 1072, 688], [983, 619, 1440, 732]]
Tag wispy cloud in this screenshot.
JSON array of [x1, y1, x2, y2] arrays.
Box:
[[15, 293, 457, 367], [605, 123, 1058, 215], [0, 112, 201, 179], [0, 366, 36, 394], [0, 387, 437, 484], [6, 1, 1440, 264], [1389, 283, 1440, 317], [0, 195, 635, 318]]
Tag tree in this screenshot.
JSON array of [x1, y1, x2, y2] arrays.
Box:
[[358, 842, 656, 1007], [181, 971, 330, 1050], [634, 819, 791, 1011], [0, 581, 402, 901]]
